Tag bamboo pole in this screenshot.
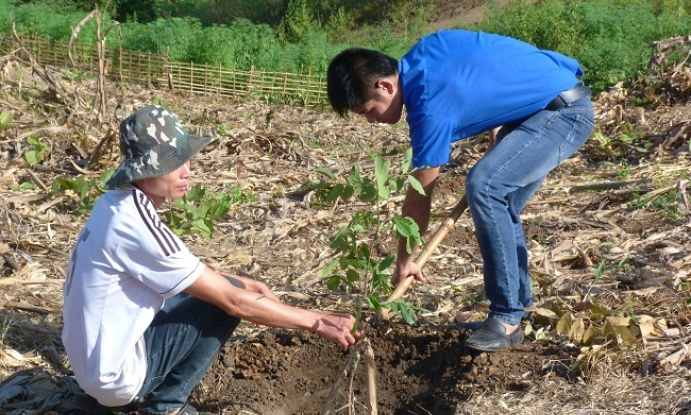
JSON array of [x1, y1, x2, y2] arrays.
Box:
[[364, 339, 378, 415], [386, 195, 469, 304]]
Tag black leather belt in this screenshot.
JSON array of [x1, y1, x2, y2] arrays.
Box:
[[545, 82, 592, 111]]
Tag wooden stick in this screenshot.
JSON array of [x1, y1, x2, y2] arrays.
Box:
[[386, 195, 469, 304], [1, 301, 51, 315], [85, 128, 116, 171], [363, 339, 378, 415], [660, 342, 690, 366]]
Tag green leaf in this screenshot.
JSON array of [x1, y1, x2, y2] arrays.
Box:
[[186, 183, 206, 201], [321, 259, 340, 277], [353, 306, 362, 333], [378, 255, 395, 272], [186, 204, 209, 220], [391, 176, 406, 193], [166, 212, 185, 228], [386, 298, 418, 324], [401, 147, 413, 174], [407, 175, 425, 196], [348, 165, 362, 182], [100, 169, 115, 188], [374, 156, 392, 201], [365, 294, 383, 312], [25, 150, 42, 165], [330, 229, 353, 252], [18, 182, 37, 190], [356, 243, 371, 259], [0, 110, 13, 127], [191, 218, 213, 238], [314, 167, 336, 179], [341, 184, 354, 200], [327, 183, 344, 201], [357, 180, 377, 201], [54, 177, 80, 191], [324, 275, 343, 291], [371, 272, 392, 294], [346, 269, 360, 283], [208, 202, 230, 221], [392, 216, 420, 238]]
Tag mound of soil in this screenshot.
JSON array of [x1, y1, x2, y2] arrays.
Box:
[[199, 324, 576, 415]]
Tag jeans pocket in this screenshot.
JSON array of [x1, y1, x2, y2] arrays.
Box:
[[557, 113, 594, 164]]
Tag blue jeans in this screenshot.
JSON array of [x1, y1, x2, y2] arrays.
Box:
[[465, 96, 594, 326], [136, 288, 240, 414]]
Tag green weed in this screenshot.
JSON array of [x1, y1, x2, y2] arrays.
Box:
[[24, 136, 50, 166], [635, 190, 683, 222], [51, 170, 114, 213], [166, 183, 256, 238], [0, 110, 13, 129]]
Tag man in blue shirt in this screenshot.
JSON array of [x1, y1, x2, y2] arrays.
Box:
[[327, 30, 594, 351]]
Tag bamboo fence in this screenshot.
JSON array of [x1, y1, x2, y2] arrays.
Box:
[[1, 35, 328, 106]]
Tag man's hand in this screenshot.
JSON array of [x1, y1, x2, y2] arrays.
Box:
[[313, 313, 364, 351], [392, 258, 424, 287]]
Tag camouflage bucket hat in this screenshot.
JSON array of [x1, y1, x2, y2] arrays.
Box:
[[105, 105, 212, 190]]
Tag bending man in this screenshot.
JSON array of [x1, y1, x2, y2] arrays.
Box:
[[326, 30, 593, 352]]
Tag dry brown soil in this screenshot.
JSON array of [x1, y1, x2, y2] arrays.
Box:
[[200, 325, 575, 415]]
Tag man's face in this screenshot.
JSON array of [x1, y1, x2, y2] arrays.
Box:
[[135, 160, 192, 208], [352, 79, 403, 124]]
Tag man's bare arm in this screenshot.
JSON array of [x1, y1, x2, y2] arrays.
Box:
[[392, 166, 440, 285], [184, 266, 363, 350]]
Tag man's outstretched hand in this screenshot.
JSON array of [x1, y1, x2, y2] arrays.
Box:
[[313, 313, 365, 351]]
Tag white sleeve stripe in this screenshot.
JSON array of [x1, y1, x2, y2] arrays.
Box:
[[132, 189, 181, 257], [160, 259, 202, 295]]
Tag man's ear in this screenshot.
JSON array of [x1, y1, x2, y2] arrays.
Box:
[[376, 78, 396, 94]]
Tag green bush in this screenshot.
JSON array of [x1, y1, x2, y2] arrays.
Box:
[[3, 0, 691, 92], [122, 17, 203, 61], [475, 0, 691, 93]]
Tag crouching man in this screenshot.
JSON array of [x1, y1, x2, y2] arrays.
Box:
[[62, 105, 363, 415]]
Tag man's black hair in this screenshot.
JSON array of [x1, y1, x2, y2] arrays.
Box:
[[326, 48, 399, 118]]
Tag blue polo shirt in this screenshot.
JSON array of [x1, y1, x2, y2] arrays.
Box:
[[399, 30, 584, 169]]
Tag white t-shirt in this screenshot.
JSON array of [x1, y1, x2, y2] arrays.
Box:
[[62, 185, 205, 406]]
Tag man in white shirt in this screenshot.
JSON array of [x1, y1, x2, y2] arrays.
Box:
[[62, 105, 363, 415]]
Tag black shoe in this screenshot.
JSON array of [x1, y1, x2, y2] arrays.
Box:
[[457, 312, 533, 332], [464, 318, 524, 352]]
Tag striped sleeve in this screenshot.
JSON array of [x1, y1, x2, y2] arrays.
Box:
[[132, 189, 182, 257], [115, 187, 204, 297]]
